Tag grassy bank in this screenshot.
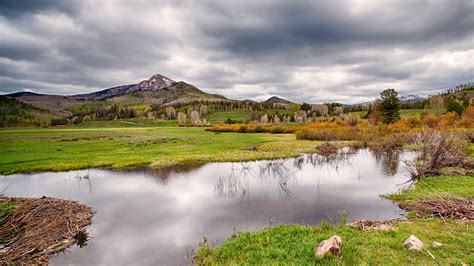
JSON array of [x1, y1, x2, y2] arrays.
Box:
[[387, 175, 474, 202], [0, 126, 319, 175], [196, 220, 473, 265], [196, 175, 474, 265]]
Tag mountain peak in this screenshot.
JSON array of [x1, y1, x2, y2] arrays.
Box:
[[130, 74, 176, 92], [264, 96, 292, 104]]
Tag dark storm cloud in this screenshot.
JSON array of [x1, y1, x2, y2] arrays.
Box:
[[199, 1, 472, 57], [0, 0, 78, 17], [0, 0, 472, 103]]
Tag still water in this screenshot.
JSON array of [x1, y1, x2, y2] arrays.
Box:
[[1, 149, 411, 265]]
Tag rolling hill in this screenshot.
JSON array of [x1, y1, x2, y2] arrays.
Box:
[[0, 96, 58, 126]]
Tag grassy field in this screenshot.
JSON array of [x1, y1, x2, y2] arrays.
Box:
[[0, 126, 319, 175], [203, 109, 295, 124], [203, 110, 252, 123], [204, 108, 436, 124], [400, 108, 436, 117], [70, 118, 178, 128], [196, 174, 474, 265]]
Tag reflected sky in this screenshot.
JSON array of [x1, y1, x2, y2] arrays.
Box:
[[0, 149, 411, 265]]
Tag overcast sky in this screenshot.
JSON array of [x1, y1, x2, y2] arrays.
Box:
[[0, 0, 473, 104]]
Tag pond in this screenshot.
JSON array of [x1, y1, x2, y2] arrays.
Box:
[[1, 149, 412, 265]]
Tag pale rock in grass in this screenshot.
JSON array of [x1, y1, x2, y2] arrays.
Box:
[[404, 235, 424, 251], [432, 241, 442, 248], [315, 235, 342, 257]]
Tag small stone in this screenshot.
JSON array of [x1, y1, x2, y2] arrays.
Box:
[[432, 241, 442, 248], [315, 235, 342, 257], [404, 235, 424, 251]]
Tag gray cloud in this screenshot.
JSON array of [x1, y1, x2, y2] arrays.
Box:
[[0, 0, 472, 103], [0, 0, 78, 18]]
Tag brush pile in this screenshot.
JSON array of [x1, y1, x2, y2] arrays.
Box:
[[0, 196, 94, 264], [407, 196, 473, 222]]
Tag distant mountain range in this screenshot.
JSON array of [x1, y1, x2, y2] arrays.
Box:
[[5, 74, 237, 114], [352, 94, 425, 107], [5, 73, 426, 114]]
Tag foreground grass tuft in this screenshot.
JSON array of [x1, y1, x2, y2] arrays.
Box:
[[0, 202, 15, 221], [196, 220, 473, 265]]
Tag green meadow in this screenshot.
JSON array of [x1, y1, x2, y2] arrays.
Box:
[[0, 125, 319, 175]]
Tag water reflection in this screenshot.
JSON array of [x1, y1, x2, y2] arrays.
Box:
[[373, 150, 402, 176], [0, 149, 410, 265], [215, 160, 296, 202], [214, 149, 391, 204], [120, 163, 205, 183], [74, 170, 93, 193]]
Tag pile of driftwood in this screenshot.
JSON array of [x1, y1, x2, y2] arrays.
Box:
[[407, 196, 473, 222], [0, 196, 94, 264]]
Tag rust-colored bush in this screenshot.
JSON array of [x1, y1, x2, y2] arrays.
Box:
[[440, 112, 457, 128], [206, 123, 301, 134], [422, 114, 440, 128], [402, 116, 422, 128], [456, 106, 474, 128]]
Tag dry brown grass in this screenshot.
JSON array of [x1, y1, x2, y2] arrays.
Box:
[[0, 196, 94, 264]]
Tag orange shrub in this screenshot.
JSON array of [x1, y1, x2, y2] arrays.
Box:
[[422, 114, 440, 128], [440, 112, 457, 128], [456, 106, 474, 128], [401, 116, 422, 128]]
